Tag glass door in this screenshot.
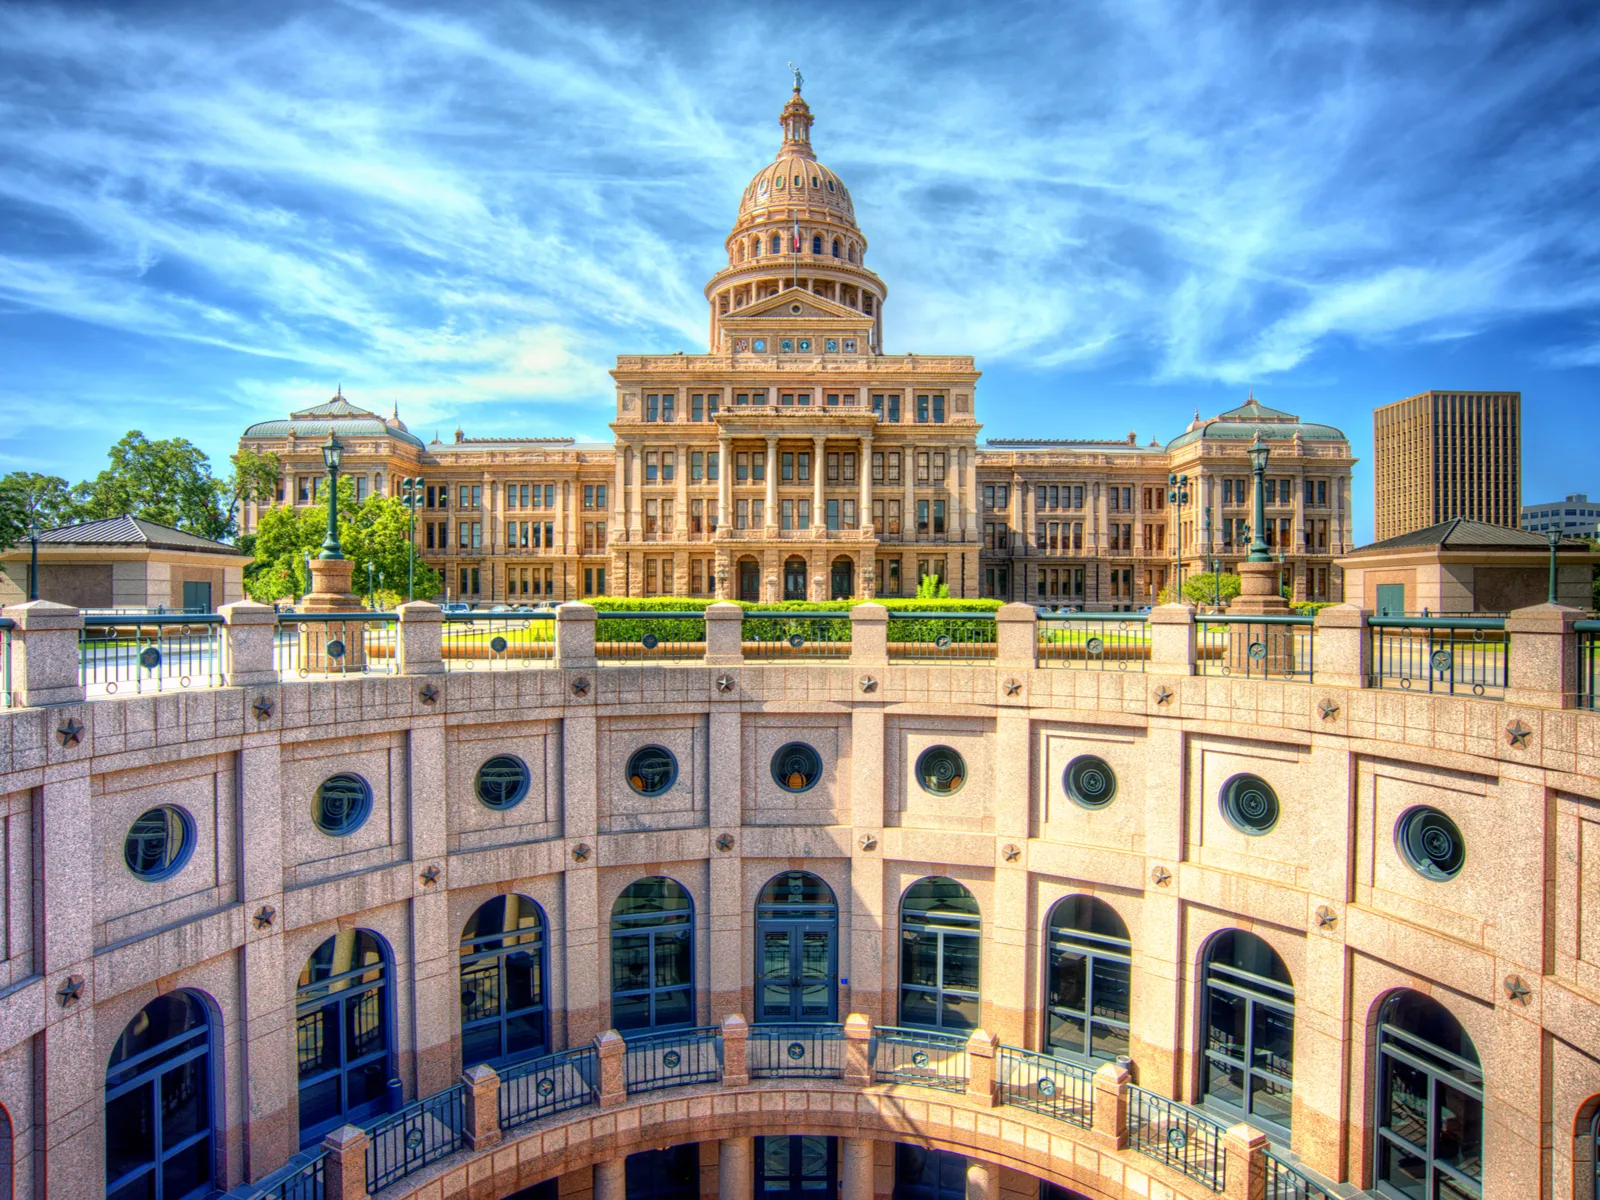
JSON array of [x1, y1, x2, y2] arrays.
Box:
[[757, 1136, 837, 1200]]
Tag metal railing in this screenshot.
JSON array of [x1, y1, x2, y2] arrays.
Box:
[[741, 612, 852, 662], [595, 611, 707, 663], [1128, 1085, 1226, 1191], [886, 613, 997, 662], [441, 612, 556, 671], [871, 1025, 969, 1092], [274, 613, 399, 680], [0, 617, 12, 709], [1036, 612, 1148, 671], [1265, 1149, 1335, 1200], [253, 1152, 325, 1200], [1195, 615, 1314, 681], [79, 613, 224, 695], [995, 1045, 1095, 1129], [500, 1045, 598, 1131], [364, 1083, 466, 1193], [1367, 616, 1508, 699], [621, 1026, 722, 1093], [1578, 619, 1600, 710], [748, 1023, 845, 1078]]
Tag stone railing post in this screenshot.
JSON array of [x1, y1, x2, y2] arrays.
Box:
[[556, 602, 597, 670], [1147, 602, 1196, 677], [1, 600, 84, 707], [843, 1013, 873, 1086], [1311, 603, 1370, 689], [595, 1028, 626, 1107], [1222, 1123, 1268, 1200], [218, 600, 279, 686], [1505, 603, 1584, 709], [849, 603, 888, 666], [1090, 1060, 1131, 1150], [461, 1063, 502, 1151], [994, 602, 1037, 668], [704, 601, 745, 666], [319, 1123, 370, 1200], [395, 601, 444, 675], [964, 1028, 999, 1107], [721, 1013, 749, 1086]]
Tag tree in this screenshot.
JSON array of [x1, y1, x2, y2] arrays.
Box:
[[225, 448, 282, 521], [915, 573, 950, 599], [1181, 572, 1241, 608], [0, 472, 79, 551], [75, 431, 231, 540]]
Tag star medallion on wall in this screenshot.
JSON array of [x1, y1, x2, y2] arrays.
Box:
[[57, 975, 85, 1006], [1317, 699, 1340, 721], [1002, 844, 1021, 863], [56, 717, 83, 747], [1153, 685, 1173, 706], [252, 695, 275, 720], [1315, 906, 1338, 929], [571, 677, 591, 697], [1151, 866, 1172, 887], [859, 675, 878, 693], [419, 683, 439, 705], [859, 833, 879, 852], [420, 865, 441, 887], [571, 843, 592, 862], [714, 833, 735, 853], [253, 905, 277, 930], [1503, 975, 1531, 1006], [1003, 678, 1022, 696], [715, 674, 735, 693], [1505, 720, 1532, 748]]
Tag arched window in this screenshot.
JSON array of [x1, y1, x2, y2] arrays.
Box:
[[1201, 931, 1293, 1136], [611, 878, 694, 1032], [105, 991, 215, 1200], [753, 238, 762, 258], [899, 877, 980, 1031], [832, 239, 841, 258], [461, 894, 548, 1069], [1374, 991, 1482, 1199], [738, 244, 747, 263], [1046, 896, 1131, 1063], [756, 872, 838, 1023], [848, 245, 857, 263], [811, 235, 823, 255], [296, 930, 392, 1144], [771, 234, 782, 254]]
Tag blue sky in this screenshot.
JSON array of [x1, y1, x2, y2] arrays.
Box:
[[2, 0, 1598, 543]]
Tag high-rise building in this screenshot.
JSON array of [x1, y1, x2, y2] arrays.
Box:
[[1372, 390, 1521, 541], [1521, 492, 1599, 537]]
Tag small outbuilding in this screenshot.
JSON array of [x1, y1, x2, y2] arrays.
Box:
[[0, 515, 250, 612], [1337, 517, 1597, 615]]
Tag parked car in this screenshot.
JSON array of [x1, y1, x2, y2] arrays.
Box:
[[442, 602, 471, 614]]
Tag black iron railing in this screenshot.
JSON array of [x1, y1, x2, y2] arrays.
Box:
[[79, 613, 224, 695], [1128, 1084, 1226, 1191], [252, 1151, 325, 1200], [748, 1023, 845, 1078], [595, 612, 707, 662], [1578, 619, 1599, 710], [741, 612, 852, 662], [871, 1025, 969, 1092], [621, 1026, 722, 1093], [441, 612, 556, 671], [1367, 616, 1507, 699], [1036, 613, 1148, 671], [1195, 615, 1314, 681], [275, 613, 399, 680], [995, 1045, 1095, 1129], [500, 1045, 599, 1130], [364, 1083, 466, 1193], [886, 614, 997, 662], [1265, 1149, 1335, 1200]]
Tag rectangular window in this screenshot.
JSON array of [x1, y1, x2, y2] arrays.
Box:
[[888, 452, 901, 483], [751, 498, 764, 527], [736, 499, 749, 530], [888, 499, 901, 535], [737, 452, 750, 482], [873, 452, 885, 483], [782, 499, 794, 530], [843, 453, 856, 483], [1073, 485, 1083, 509], [708, 452, 718, 480], [662, 395, 675, 421], [917, 499, 930, 534], [426, 523, 436, 550], [872, 394, 884, 418], [933, 452, 946, 483], [1317, 480, 1326, 505], [917, 452, 930, 484], [708, 393, 719, 418], [753, 452, 766, 481], [1048, 485, 1058, 509], [873, 499, 885, 534], [646, 395, 659, 422], [827, 499, 840, 530], [984, 484, 995, 510], [645, 559, 657, 593], [1036, 522, 1046, 550], [782, 452, 795, 482], [692, 558, 704, 595], [1265, 479, 1276, 504], [932, 394, 945, 423], [826, 393, 840, 407], [661, 452, 675, 482], [916, 395, 930, 423], [691, 499, 704, 534], [798, 452, 810, 481], [888, 395, 901, 422], [828, 452, 840, 482], [544, 521, 554, 547], [458, 521, 469, 549], [842, 498, 856, 528], [691, 451, 704, 481], [645, 499, 658, 537], [645, 451, 659, 482], [797, 500, 810, 529], [692, 394, 704, 422], [996, 483, 1008, 508]]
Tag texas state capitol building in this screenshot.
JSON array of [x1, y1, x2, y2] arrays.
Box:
[[239, 85, 1356, 608]]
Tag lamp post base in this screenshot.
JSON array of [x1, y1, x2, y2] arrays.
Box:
[[296, 558, 369, 672]]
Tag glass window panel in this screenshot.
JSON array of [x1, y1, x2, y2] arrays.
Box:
[[1049, 948, 1087, 1012], [1089, 1020, 1129, 1060], [761, 984, 793, 1020], [108, 1176, 156, 1200], [1376, 1140, 1427, 1200], [765, 1137, 791, 1177], [899, 988, 938, 1028], [611, 993, 651, 1031], [505, 1013, 545, 1057], [105, 1085, 157, 1180], [762, 932, 792, 979], [1205, 1061, 1246, 1110], [161, 1139, 211, 1200], [800, 983, 831, 1018], [461, 1024, 501, 1068], [1383, 1059, 1430, 1148], [347, 1058, 388, 1110], [1252, 1005, 1294, 1080], [941, 992, 980, 1030], [1436, 1083, 1482, 1180], [941, 937, 980, 990], [901, 933, 941, 989], [655, 930, 692, 987], [800, 932, 831, 979], [296, 1074, 342, 1133], [653, 988, 692, 1027], [1092, 959, 1131, 1023], [1249, 1071, 1293, 1128], [1206, 990, 1246, 1061], [297, 1009, 337, 1079], [159, 1060, 206, 1147], [1048, 1013, 1086, 1055]]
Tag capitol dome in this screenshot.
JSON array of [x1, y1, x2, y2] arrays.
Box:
[[733, 85, 860, 229]]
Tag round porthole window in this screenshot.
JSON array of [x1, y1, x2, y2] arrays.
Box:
[[313, 773, 373, 836], [1219, 773, 1279, 836], [475, 755, 531, 810], [123, 805, 195, 881], [627, 746, 678, 796], [772, 742, 822, 793], [1064, 754, 1118, 809], [915, 745, 966, 796], [790, 303, 802, 314], [1396, 806, 1465, 881]]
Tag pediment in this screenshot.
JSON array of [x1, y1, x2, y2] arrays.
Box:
[[725, 290, 868, 323]]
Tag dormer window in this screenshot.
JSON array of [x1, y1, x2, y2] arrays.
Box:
[[827, 180, 835, 192], [832, 239, 841, 258], [812, 176, 820, 188]]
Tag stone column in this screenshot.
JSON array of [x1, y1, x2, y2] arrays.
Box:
[[964, 1159, 996, 1200], [594, 1157, 626, 1200], [555, 601, 598, 670], [675, 442, 689, 538], [964, 447, 977, 543], [1, 600, 84, 706], [841, 1138, 874, 1200], [219, 599, 279, 686], [765, 435, 779, 532], [903, 444, 917, 544], [613, 451, 628, 544], [395, 601, 444, 675], [1505, 602, 1585, 709], [859, 433, 873, 531], [1311, 604, 1369, 690], [813, 435, 827, 535], [718, 434, 733, 530], [628, 444, 643, 540], [719, 1137, 754, 1200]]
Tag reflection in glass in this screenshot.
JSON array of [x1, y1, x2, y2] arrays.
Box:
[[611, 878, 694, 1031], [295, 930, 390, 1144], [460, 894, 547, 1069], [1200, 931, 1294, 1137], [105, 992, 213, 1200], [1375, 991, 1483, 1199], [1046, 896, 1131, 1064], [898, 877, 980, 1031]]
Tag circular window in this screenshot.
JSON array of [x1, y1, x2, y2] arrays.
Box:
[[1219, 773, 1279, 836], [771, 742, 822, 793], [476, 755, 531, 810], [627, 746, 678, 796], [313, 774, 373, 836], [1063, 754, 1118, 809], [790, 303, 802, 314], [915, 745, 966, 796], [1396, 807, 1465, 881], [123, 805, 195, 881]]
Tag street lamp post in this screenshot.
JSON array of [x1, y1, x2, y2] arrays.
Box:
[[400, 476, 425, 601], [1246, 436, 1271, 563], [366, 562, 375, 609], [1167, 473, 1189, 596], [1547, 528, 1562, 604], [26, 521, 39, 602], [319, 433, 345, 560]]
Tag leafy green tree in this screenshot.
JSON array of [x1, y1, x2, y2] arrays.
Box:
[[75, 431, 231, 540], [1181, 572, 1241, 607], [225, 448, 282, 518], [0, 472, 79, 550]]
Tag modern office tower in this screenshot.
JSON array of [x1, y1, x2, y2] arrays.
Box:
[[1521, 492, 1600, 537], [1372, 390, 1521, 540]]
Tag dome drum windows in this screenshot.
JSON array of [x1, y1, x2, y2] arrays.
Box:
[[1396, 807, 1465, 881], [627, 746, 678, 796], [1219, 773, 1279, 836], [313, 774, 372, 836], [1063, 755, 1117, 809], [771, 742, 822, 793], [476, 755, 531, 810], [915, 745, 966, 796], [124, 805, 196, 881]]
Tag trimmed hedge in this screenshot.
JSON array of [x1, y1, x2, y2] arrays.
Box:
[[584, 595, 1002, 644]]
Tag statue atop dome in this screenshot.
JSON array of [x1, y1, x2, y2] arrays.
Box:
[[788, 62, 804, 92]]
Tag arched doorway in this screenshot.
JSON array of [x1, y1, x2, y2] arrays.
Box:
[[738, 557, 760, 602], [899, 877, 981, 1031], [1200, 930, 1294, 1137], [460, 894, 548, 1070], [296, 929, 393, 1144], [610, 877, 694, 1032], [784, 557, 808, 600], [759, 1137, 838, 1200], [1374, 991, 1482, 1199], [756, 871, 838, 1022], [830, 557, 854, 600], [105, 991, 215, 1200], [1045, 895, 1131, 1064]]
